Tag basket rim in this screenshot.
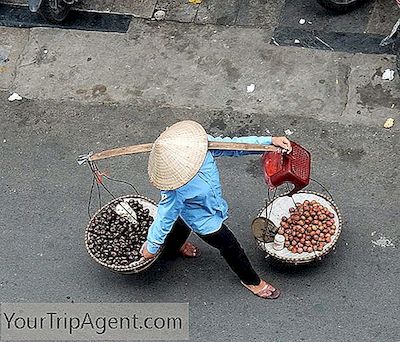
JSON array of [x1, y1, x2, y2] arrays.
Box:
[[84, 194, 160, 273], [254, 190, 343, 264]]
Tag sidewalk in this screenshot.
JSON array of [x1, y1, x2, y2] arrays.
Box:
[[0, 0, 285, 26], [0, 19, 398, 130], [2, 0, 396, 32]]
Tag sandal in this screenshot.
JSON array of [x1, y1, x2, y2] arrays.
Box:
[[242, 280, 281, 299], [179, 242, 201, 258]]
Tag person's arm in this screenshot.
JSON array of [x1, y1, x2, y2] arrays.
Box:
[[208, 135, 291, 157], [208, 135, 272, 157], [142, 190, 183, 258]]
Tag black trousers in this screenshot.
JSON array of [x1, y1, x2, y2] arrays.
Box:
[[163, 217, 261, 286]]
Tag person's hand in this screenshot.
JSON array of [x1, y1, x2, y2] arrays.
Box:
[[140, 242, 156, 259], [272, 136, 292, 153]]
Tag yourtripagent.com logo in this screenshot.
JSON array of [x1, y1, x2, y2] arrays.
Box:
[[0, 303, 189, 341]]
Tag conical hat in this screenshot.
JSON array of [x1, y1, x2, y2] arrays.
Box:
[[148, 120, 208, 190]]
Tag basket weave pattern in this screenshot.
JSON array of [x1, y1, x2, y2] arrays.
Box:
[[254, 191, 343, 264], [85, 195, 159, 274]]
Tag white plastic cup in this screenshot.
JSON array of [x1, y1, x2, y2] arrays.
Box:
[[273, 234, 285, 251]]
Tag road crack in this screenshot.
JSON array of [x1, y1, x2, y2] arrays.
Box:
[[10, 28, 32, 91], [339, 59, 352, 117]]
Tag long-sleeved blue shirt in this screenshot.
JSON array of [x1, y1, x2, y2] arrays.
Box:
[[145, 135, 273, 254]]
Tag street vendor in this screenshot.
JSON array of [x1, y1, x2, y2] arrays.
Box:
[[140, 120, 291, 299]]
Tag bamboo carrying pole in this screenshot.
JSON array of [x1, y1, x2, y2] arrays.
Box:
[[89, 143, 154, 161], [89, 141, 279, 162]]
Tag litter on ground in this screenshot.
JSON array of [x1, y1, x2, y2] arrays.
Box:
[[153, 10, 166, 21], [285, 129, 294, 136], [382, 69, 394, 81], [271, 37, 280, 46], [8, 93, 22, 102], [246, 84, 255, 93], [383, 118, 394, 129], [371, 236, 395, 248]]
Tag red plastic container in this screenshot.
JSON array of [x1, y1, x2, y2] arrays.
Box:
[[262, 141, 311, 193]]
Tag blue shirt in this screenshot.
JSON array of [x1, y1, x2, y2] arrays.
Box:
[[146, 135, 273, 254]]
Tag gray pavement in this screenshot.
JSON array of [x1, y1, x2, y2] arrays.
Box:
[[0, 1, 399, 342], [2, 0, 398, 32], [1, 92, 399, 342], [3, 21, 399, 129], [75, 0, 158, 19]]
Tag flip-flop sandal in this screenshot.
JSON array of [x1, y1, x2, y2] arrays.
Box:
[[242, 281, 281, 299], [180, 242, 201, 258], [257, 284, 281, 299]]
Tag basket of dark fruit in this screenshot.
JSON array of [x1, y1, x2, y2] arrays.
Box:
[[85, 195, 159, 274], [253, 191, 342, 265]]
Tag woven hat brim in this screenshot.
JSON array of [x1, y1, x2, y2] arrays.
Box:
[[148, 121, 208, 190]]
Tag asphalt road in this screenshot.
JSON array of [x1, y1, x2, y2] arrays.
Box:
[[0, 93, 399, 342]]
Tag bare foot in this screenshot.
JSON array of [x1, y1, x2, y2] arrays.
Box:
[[179, 242, 201, 258]]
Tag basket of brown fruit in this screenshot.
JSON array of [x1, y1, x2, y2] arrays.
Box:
[[253, 191, 342, 264], [85, 194, 160, 274]]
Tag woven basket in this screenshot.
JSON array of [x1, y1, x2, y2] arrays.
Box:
[[84, 194, 160, 274], [254, 191, 342, 264]]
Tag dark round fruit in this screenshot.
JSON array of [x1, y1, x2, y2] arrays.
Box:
[[88, 199, 155, 266]]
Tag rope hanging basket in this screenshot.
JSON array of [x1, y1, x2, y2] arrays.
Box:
[[253, 191, 343, 265], [85, 194, 161, 274]]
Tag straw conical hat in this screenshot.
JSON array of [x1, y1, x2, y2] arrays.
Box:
[[148, 120, 208, 190]]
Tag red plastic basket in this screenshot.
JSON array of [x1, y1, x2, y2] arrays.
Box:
[[262, 141, 311, 192]]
